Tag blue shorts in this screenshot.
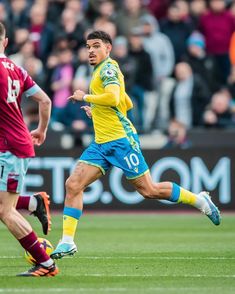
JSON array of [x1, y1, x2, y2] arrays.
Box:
[[79, 134, 149, 179], [0, 151, 30, 193]]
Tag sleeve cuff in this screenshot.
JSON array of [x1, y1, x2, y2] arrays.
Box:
[[83, 94, 88, 102]]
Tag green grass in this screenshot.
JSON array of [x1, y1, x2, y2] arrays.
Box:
[[0, 213, 234, 294]]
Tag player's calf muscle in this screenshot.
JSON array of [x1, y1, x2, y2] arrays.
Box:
[[131, 177, 155, 199], [131, 177, 172, 199]]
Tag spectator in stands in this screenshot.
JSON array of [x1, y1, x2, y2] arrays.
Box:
[[46, 0, 66, 25], [199, 0, 235, 84], [129, 28, 154, 131], [0, 3, 14, 54], [175, 0, 191, 21], [189, 0, 207, 28], [61, 47, 92, 131], [9, 27, 29, 55], [21, 55, 46, 130], [52, 35, 71, 53], [8, 0, 30, 29], [85, 0, 115, 23], [3, 0, 235, 136], [169, 62, 211, 128], [140, 14, 175, 131], [44, 51, 59, 99], [160, 2, 193, 63], [115, 0, 150, 37], [9, 38, 34, 67], [28, 4, 54, 61], [65, 0, 89, 38], [23, 56, 45, 89], [51, 48, 74, 127], [112, 36, 136, 96], [24, 103, 40, 130], [55, 8, 87, 51], [65, 0, 84, 17], [73, 46, 92, 93], [58, 100, 90, 132], [203, 89, 235, 128], [96, 0, 117, 23], [93, 20, 117, 40], [164, 119, 191, 149], [183, 31, 221, 93], [143, 0, 169, 20], [229, 0, 235, 17]]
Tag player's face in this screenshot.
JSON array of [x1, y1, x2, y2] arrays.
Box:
[[86, 39, 112, 66]]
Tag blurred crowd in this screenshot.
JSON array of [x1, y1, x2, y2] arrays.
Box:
[[2, 0, 235, 146]]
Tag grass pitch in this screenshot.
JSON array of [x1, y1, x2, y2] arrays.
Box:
[[0, 212, 234, 294]]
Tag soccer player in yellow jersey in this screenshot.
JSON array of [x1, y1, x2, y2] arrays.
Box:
[[51, 31, 221, 259]]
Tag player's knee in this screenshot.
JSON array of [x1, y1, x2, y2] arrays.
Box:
[[65, 177, 83, 196]]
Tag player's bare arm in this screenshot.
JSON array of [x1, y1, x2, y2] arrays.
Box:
[[30, 89, 51, 146]]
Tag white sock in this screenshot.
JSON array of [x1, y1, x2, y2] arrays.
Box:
[[41, 258, 54, 267], [195, 194, 210, 214], [61, 235, 74, 244], [28, 196, 37, 212]]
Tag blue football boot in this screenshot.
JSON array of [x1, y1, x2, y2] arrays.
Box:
[[50, 242, 77, 259]]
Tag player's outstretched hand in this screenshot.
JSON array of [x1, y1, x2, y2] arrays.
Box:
[[30, 129, 46, 146], [81, 106, 92, 118], [68, 90, 86, 103]]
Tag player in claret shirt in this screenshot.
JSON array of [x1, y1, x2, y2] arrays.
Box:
[[0, 22, 58, 277]]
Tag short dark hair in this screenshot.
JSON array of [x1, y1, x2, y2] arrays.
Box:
[[87, 30, 112, 45], [0, 22, 6, 39]]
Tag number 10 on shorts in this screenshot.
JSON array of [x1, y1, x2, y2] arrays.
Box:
[[124, 153, 140, 169]]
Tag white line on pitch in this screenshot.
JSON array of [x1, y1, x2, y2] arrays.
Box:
[[0, 273, 234, 278], [0, 288, 224, 293], [76, 256, 235, 260], [66, 273, 235, 278], [0, 256, 235, 260]]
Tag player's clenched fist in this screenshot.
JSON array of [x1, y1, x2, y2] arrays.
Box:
[[30, 129, 46, 146], [68, 89, 86, 103]]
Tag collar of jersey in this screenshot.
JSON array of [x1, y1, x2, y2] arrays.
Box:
[[0, 53, 6, 58], [93, 56, 110, 72]]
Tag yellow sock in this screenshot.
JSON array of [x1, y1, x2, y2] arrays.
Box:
[[178, 187, 197, 206], [62, 207, 82, 243], [63, 215, 78, 239]]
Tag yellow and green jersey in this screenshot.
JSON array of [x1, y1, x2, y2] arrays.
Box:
[[85, 57, 136, 144]]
